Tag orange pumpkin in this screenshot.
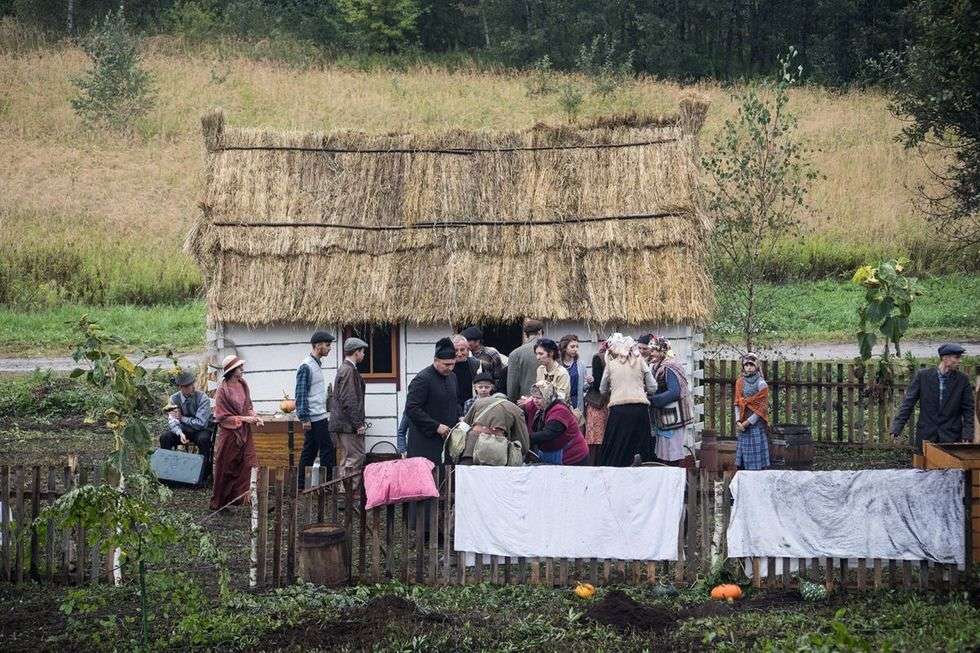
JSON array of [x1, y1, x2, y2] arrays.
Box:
[[710, 584, 743, 601], [280, 394, 296, 414], [574, 582, 596, 599]]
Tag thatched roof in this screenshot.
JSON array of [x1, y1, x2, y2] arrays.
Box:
[[187, 101, 714, 327]]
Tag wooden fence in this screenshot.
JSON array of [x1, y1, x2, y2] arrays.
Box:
[[0, 458, 114, 584], [702, 360, 980, 445], [250, 465, 971, 593]]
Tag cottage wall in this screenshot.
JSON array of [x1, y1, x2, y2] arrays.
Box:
[[213, 321, 704, 452]]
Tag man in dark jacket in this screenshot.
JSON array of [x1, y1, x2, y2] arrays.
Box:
[[506, 319, 544, 403], [406, 337, 460, 464], [330, 337, 368, 471], [891, 343, 975, 451]]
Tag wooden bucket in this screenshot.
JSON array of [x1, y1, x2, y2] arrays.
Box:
[[768, 438, 786, 466], [772, 424, 814, 469], [699, 431, 719, 472], [717, 440, 737, 471], [298, 524, 350, 587]]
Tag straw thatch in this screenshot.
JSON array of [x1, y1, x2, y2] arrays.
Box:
[[187, 102, 714, 327]]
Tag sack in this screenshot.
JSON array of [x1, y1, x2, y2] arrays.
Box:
[[443, 421, 470, 464], [654, 398, 694, 430], [473, 432, 523, 466]]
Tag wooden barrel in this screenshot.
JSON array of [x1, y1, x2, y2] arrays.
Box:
[[768, 438, 786, 466], [717, 440, 737, 471], [771, 424, 814, 469], [298, 524, 350, 587], [699, 431, 719, 472]]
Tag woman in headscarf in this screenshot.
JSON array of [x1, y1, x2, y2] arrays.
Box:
[[734, 353, 770, 470], [210, 355, 263, 510], [522, 380, 589, 465], [648, 336, 694, 465], [597, 333, 657, 466], [583, 339, 609, 465]]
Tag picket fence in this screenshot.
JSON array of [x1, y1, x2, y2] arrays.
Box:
[[702, 360, 980, 445], [248, 465, 971, 593]]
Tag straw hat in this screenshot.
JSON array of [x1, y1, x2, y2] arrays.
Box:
[[221, 355, 245, 377]]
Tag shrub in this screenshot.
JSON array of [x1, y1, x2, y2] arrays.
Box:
[[71, 10, 156, 132]]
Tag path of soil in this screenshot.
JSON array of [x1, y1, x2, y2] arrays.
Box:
[[585, 590, 677, 633], [255, 595, 450, 652]]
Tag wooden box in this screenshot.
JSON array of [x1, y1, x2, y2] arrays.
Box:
[[922, 441, 980, 564], [251, 415, 299, 469]]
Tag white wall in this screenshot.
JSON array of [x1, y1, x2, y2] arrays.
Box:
[[212, 320, 704, 449]]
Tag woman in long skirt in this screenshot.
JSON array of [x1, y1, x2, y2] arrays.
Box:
[[734, 353, 770, 470], [597, 334, 657, 466], [583, 340, 609, 465], [210, 355, 263, 510]]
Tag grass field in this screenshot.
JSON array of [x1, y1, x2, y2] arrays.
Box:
[[1, 23, 977, 309], [0, 276, 974, 356]]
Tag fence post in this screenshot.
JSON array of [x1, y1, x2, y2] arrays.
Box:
[[249, 467, 259, 588]]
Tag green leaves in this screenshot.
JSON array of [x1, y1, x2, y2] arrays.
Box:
[[853, 258, 921, 361]]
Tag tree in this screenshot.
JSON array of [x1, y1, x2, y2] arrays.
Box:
[[701, 48, 819, 351], [340, 0, 421, 52], [70, 9, 155, 132], [884, 0, 980, 247]]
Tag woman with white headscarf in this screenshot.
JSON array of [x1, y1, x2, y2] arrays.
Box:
[[596, 334, 657, 466], [522, 380, 589, 465], [647, 336, 694, 464]]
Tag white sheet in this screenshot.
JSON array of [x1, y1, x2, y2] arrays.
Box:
[[727, 470, 965, 565], [453, 466, 686, 560]]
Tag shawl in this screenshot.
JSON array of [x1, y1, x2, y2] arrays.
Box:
[[214, 377, 255, 445], [653, 359, 690, 397], [735, 376, 769, 424]]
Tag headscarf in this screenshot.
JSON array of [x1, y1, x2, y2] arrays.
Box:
[[740, 353, 763, 397], [605, 333, 638, 361], [530, 380, 559, 408]]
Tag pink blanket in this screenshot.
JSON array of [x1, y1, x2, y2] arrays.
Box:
[[363, 457, 439, 510]]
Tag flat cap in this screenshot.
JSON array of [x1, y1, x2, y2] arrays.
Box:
[[461, 326, 483, 341], [938, 343, 965, 356], [473, 371, 495, 385], [344, 337, 369, 354], [173, 370, 196, 387], [310, 330, 336, 344]]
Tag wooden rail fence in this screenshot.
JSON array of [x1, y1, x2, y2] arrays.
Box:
[[702, 360, 980, 446], [249, 465, 971, 593]]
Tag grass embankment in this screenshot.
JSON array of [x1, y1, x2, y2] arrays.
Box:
[[1, 26, 978, 308], [0, 275, 975, 356]]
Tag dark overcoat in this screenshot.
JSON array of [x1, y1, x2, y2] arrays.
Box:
[[406, 365, 460, 464], [891, 367, 975, 450]]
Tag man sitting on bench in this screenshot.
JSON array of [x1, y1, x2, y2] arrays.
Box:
[[160, 371, 213, 474]]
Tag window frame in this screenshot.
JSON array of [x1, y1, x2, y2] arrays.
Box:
[[342, 323, 400, 387]]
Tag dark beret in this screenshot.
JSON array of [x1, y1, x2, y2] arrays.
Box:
[[435, 337, 456, 360], [461, 326, 483, 341], [310, 330, 336, 344]]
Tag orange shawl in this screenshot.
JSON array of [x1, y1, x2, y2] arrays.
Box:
[[735, 376, 769, 424]]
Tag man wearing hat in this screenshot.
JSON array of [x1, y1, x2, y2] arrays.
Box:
[[506, 319, 545, 402], [406, 337, 461, 464], [330, 337, 369, 472], [891, 344, 975, 450], [160, 371, 214, 472], [461, 326, 505, 392], [295, 331, 336, 489]]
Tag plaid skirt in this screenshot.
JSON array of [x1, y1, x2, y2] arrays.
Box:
[[735, 423, 770, 470]]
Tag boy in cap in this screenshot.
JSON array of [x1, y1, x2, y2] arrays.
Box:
[[891, 343, 975, 450], [296, 330, 336, 488], [159, 370, 213, 474], [330, 337, 369, 472]]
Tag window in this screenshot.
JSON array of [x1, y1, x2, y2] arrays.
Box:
[[342, 323, 399, 384]]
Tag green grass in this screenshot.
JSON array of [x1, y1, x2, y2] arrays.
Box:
[[711, 274, 980, 344], [0, 302, 205, 356]]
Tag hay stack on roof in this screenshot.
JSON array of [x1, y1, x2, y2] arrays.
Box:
[[187, 101, 713, 327]]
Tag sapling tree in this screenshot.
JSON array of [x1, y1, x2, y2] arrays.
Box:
[[701, 48, 819, 351]]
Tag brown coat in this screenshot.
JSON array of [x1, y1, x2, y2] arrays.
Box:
[[330, 360, 366, 434]]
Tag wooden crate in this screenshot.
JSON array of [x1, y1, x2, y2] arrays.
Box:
[[922, 441, 980, 563]]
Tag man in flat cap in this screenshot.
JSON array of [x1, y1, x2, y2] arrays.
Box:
[[891, 343, 975, 450], [296, 330, 336, 489], [330, 337, 369, 472], [461, 326, 505, 393], [160, 370, 214, 475], [406, 337, 461, 464], [507, 319, 545, 403]]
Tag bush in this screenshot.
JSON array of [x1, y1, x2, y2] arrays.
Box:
[[71, 10, 156, 132]]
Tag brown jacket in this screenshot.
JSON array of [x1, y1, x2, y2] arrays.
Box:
[[330, 360, 366, 434]]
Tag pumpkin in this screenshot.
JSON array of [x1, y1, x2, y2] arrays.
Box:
[[574, 582, 596, 599], [710, 584, 743, 601], [280, 393, 296, 414]]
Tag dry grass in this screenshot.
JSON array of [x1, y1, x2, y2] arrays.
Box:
[[0, 36, 951, 306]]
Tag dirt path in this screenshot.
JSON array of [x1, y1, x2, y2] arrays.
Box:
[[0, 351, 203, 374]]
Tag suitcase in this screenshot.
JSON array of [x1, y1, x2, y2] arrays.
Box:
[[150, 448, 206, 487]]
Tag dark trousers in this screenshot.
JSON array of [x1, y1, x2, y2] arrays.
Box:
[[298, 418, 334, 489], [159, 427, 213, 478]]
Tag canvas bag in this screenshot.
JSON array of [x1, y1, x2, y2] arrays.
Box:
[[444, 398, 512, 464], [470, 398, 523, 466]]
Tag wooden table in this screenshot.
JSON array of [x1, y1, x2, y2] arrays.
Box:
[[922, 441, 980, 563]]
